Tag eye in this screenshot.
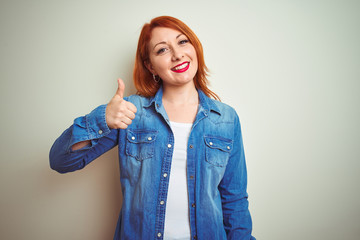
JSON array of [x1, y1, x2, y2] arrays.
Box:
[[156, 47, 167, 55], [179, 39, 189, 45]]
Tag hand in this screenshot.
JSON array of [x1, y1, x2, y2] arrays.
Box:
[[105, 78, 137, 129]]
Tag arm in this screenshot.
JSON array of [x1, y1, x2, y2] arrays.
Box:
[[72, 140, 91, 151], [218, 113, 255, 240], [49, 104, 118, 173], [49, 78, 137, 174]]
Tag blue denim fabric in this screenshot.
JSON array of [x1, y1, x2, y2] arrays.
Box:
[[50, 87, 255, 240]]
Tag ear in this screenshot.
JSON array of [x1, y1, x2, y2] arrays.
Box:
[[144, 60, 157, 75]]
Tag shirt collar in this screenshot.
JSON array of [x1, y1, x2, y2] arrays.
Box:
[[144, 85, 221, 115], [144, 86, 163, 109], [197, 88, 221, 116]]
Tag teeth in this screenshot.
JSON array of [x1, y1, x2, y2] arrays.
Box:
[[174, 62, 189, 71]]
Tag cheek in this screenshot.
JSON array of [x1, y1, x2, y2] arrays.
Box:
[[151, 58, 167, 73], [189, 48, 198, 63], [156, 61, 169, 73], [190, 49, 198, 66]]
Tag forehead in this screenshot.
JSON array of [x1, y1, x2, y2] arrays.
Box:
[[149, 27, 184, 45]]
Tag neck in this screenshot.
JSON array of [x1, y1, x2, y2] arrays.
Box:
[[162, 81, 198, 105]]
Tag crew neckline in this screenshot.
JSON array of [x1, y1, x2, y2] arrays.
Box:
[[169, 121, 193, 127]]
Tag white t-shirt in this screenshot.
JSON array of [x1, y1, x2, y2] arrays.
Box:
[[163, 121, 192, 240]]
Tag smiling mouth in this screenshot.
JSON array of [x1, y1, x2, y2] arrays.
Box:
[[171, 62, 190, 73]]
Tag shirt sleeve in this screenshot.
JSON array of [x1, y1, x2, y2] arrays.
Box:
[[49, 104, 119, 173], [218, 112, 256, 240]]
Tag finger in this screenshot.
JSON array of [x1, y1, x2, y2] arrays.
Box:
[[124, 109, 136, 120], [121, 117, 133, 125], [126, 101, 137, 113], [115, 78, 125, 98], [118, 122, 128, 129]]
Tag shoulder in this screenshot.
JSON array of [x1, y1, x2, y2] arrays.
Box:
[[199, 90, 237, 118], [209, 98, 239, 120], [125, 94, 147, 102], [124, 94, 151, 108]]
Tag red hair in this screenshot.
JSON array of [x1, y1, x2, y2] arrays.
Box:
[[133, 16, 220, 100]]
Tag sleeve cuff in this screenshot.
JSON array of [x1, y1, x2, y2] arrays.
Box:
[[86, 104, 111, 138], [70, 104, 111, 146]]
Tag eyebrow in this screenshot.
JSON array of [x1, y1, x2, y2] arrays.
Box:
[[153, 34, 184, 50]]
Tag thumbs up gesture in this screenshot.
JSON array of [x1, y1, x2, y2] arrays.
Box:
[[105, 78, 137, 129]]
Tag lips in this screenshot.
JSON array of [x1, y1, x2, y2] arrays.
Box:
[[171, 61, 190, 73]]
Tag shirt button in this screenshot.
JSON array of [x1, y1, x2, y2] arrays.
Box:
[[163, 173, 168, 178], [156, 104, 160, 108], [227, 146, 231, 150], [209, 142, 213, 146], [98, 130, 103, 134], [168, 144, 172, 148], [189, 144, 193, 149], [131, 136, 135, 140], [193, 235, 197, 239], [148, 137, 152, 141], [157, 232, 162, 237], [160, 200, 165, 205], [190, 175, 194, 179], [192, 203, 196, 208]]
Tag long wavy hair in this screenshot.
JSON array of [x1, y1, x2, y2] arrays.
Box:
[[133, 16, 220, 100]]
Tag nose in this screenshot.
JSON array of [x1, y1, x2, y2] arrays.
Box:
[[171, 46, 184, 61]]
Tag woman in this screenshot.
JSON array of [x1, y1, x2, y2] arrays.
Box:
[[50, 16, 255, 240]]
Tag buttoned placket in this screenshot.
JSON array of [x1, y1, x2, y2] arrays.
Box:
[[153, 101, 175, 239], [186, 107, 209, 239], [187, 136, 197, 239]]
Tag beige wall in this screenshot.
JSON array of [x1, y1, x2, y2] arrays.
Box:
[[1, 0, 359, 239]]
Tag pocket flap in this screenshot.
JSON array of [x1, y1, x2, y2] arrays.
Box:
[[204, 136, 233, 153], [127, 129, 157, 143]]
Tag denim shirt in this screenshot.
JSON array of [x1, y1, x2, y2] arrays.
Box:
[[49, 87, 255, 240]]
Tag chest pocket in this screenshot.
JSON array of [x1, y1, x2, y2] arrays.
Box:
[[204, 136, 233, 167], [126, 129, 158, 161]]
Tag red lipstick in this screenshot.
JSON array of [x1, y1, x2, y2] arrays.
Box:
[[171, 62, 190, 73]]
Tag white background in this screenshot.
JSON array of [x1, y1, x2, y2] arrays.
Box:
[[1, 0, 359, 239]]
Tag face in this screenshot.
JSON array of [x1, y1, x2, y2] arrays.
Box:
[[145, 27, 198, 88]]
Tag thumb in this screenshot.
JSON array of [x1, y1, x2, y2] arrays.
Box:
[[115, 78, 125, 98]]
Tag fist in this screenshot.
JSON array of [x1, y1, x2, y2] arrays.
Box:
[[105, 78, 137, 129]]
